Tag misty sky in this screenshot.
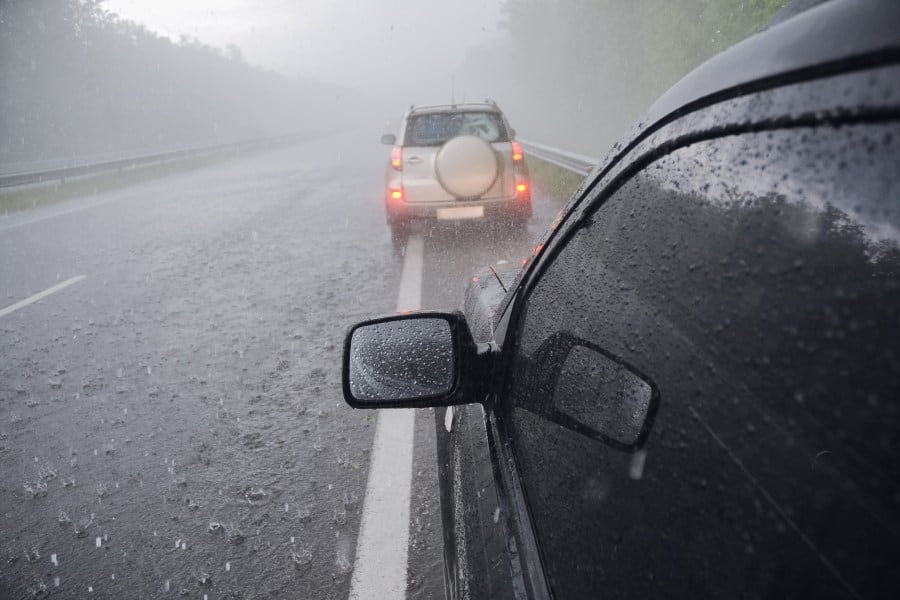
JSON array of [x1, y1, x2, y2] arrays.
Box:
[[104, 0, 505, 104]]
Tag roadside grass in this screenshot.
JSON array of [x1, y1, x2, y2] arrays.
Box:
[[525, 155, 586, 203], [2, 155, 223, 215], [3, 145, 588, 216], [0, 139, 299, 216]]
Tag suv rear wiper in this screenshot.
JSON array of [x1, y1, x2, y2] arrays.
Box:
[[489, 265, 508, 293]]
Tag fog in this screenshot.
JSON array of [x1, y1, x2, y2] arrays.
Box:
[[1, 0, 784, 169], [104, 0, 505, 105]]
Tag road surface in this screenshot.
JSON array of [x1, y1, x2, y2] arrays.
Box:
[[0, 131, 560, 599]]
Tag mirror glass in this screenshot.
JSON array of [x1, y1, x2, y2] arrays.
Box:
[[349, 317, 455, 403], [380, 133, 396, 145], [553, 344, 653, 447]]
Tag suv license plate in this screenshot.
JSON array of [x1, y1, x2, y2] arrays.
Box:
[[437, 206, 484, 220]]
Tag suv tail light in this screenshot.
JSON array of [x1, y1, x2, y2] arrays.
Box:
[[391, 147, 403, 170], [511, 141, 523, 162], [389, 187, 403, 201]]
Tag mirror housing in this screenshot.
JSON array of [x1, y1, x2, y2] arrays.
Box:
[[342, 311, 492, 409], [381, 133, 396, 145]]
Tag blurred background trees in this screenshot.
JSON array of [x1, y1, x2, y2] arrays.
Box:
[[460, 0, 786, 155], [0, 0, 788, 168], [0, 0, 345, 168]]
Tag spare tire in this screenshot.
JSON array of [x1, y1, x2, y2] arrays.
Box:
[[435, 135, 499, 198]]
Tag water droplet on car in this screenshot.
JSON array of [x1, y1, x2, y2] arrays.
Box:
[[290, 544, 312, 570]]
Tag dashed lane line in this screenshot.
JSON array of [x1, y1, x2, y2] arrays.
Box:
[[0, 275, 86, 319], [349, 234, 424, 599]]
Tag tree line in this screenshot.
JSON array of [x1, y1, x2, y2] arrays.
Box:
[[0, 0, 345, 169], [460, 0, 786, 155]]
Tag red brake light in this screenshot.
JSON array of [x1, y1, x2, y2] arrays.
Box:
[[390, 147, 402, 170], [511, 141, 523, 162], [516, 182, 528, 194], [390, 188, 403, 200]]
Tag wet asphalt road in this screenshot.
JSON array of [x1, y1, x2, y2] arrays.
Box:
[[0, 132, 559, 599]]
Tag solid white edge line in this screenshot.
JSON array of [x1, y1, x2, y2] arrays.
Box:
[[396, 235, 424, 313], [0, 275, 86, 318], [349, 234, 424, 600]]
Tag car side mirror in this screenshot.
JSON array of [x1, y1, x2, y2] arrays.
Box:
[[508, 127, 516, 139], [342, 311, 492, 408], [381, 133, 396, 145], [527, 332, 661, 452]]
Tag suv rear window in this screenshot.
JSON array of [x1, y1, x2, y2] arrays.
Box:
[[406, 111, 508, 146]]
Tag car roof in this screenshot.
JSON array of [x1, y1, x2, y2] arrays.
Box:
[[407, 103, 503, 116]]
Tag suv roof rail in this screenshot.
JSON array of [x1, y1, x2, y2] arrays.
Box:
[[484, 98, 497, 105], [408, 102, 502, 113]]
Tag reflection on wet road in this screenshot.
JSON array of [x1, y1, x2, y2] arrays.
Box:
[[0, 131, 559, 598]]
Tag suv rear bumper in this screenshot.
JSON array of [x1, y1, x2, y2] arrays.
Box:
[[386, 194, 532, 225]]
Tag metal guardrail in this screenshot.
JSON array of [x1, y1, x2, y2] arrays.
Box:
[[519, 138, 598, 177], [1, 134, 596, 190], [0, 136, 288, 190]]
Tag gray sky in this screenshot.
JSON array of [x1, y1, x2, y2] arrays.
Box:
[[104, 0, 505, 105]]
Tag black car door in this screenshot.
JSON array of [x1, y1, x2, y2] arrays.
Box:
[[494, 62, 900, 598]]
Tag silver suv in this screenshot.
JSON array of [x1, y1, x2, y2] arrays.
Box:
[[381, 101, 531, 241]]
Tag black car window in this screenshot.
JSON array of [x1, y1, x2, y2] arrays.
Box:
[[502, 122, 900, 599], [406, 111, 507, 146]]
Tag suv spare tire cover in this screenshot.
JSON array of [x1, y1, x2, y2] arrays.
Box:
[[435, 135, 499, 198]]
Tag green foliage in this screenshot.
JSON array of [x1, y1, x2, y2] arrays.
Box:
[[632, 0, 787, 96], [525, 156, 585, 204], [474, 1, 786, 155]]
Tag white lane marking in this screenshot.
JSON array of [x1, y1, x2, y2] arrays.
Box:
[[0, 275, 85, 318], [395, 234, 424, 312], [349, 234, 424, 600]]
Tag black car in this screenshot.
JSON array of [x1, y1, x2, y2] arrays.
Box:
[[344, 1, 900, 598]]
